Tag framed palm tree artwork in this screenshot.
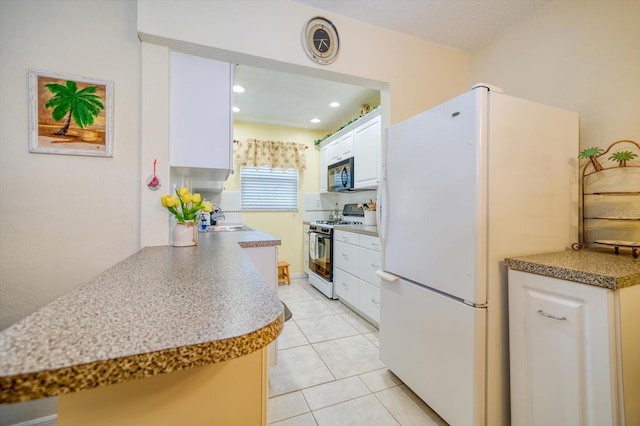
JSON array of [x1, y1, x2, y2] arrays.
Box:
[[29, 69, 113, 157]]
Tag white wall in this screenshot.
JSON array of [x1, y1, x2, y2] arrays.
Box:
[[470, 0, 640, 150], [0, 0, 140, 423], [230, 121, 326, 274], [136, 0, 470, 247], [1, 1, 468, 422], [469, 2, 640, 424], [136, 0, 470, 124]]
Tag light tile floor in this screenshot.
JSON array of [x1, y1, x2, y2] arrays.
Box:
[[269, 277, 448, 426]]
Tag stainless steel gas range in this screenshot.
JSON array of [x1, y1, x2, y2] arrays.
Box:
[[307, 204, 363, 299]]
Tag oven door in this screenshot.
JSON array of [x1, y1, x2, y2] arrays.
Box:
[[308, 231, 332, 281]]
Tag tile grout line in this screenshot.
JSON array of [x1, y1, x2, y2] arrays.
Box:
[[371, 387, 403, 426], [272, 278, 401, 425]]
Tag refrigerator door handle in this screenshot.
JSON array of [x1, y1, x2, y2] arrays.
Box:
[[376, 270, 399, 283], [377, 153, 387, 271], [377, 150, 386, 243]]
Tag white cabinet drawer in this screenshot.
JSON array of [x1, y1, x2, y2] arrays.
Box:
[[359, 279, 380, 324], [334, 230, 359, 245], [334, 268, 359, 307], [359, 235, 380, 252], [334, 240, 359, 276], [359, 247, 381, 287]]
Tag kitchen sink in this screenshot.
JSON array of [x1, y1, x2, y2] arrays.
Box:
[[206, 224, 252, 232]]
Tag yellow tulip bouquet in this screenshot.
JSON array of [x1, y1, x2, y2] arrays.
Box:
[[160, 187, 213, 224]]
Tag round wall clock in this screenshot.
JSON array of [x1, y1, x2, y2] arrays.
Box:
[[303, 17, 340, 65]]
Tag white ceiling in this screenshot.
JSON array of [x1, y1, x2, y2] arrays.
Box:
[[233, 65, 380, 133], [233, 0, 553, 132]]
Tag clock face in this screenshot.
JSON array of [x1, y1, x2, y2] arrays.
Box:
[[304, 17, 339, 65]]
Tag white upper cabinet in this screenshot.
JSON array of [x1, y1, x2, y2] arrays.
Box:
[[319, 109, 382, 193], [169, 52, 233, 181], [354, 113, 381, 189], [319, 144, 329, 193], [328, 132, 353, 165]]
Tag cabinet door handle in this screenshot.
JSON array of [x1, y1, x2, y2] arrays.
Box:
[[537, 309, 566, 321], [342, 254, 349, 259], [371, 298, 380, 305], [371, 263, 380, 269]]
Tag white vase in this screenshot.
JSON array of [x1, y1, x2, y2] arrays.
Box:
[[173, 221, 197, 247], [364, 210, 377, 226]]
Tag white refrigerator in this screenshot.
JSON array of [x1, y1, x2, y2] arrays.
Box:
[[377, 85, 579, 426]]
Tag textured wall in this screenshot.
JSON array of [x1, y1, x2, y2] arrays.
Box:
[[470, 0, 640, 151], [0, 0, 141, 423]]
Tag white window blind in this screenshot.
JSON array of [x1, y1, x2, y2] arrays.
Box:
[[241, 166, 298, 211]]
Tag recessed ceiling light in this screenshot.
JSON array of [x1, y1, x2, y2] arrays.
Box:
[[233, 106, 240, 113], [233, 85, 245, 93], [310, 118, 321, 123], [329, 102, 340, 108]]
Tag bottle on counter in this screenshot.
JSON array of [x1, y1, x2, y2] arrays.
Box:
[[199, 212, 209, 231], [334, 203, 340, 221]]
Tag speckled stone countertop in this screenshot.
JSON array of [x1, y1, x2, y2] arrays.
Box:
[[333, 225, 379, 237], [0, 230, 283, 404], [505, 248, 640, 289]]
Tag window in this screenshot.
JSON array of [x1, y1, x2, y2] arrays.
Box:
[[241, 166, 298, 211]]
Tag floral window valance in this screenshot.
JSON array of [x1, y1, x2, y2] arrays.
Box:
[[234, 139, 307, 171]]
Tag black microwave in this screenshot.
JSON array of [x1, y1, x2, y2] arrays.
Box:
[[328, 157, 354, 192]]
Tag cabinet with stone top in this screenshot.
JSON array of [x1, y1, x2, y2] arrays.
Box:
[[506, 250, 640, 426]]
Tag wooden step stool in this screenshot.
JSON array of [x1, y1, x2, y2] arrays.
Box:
[[278, 261, 291, 285]]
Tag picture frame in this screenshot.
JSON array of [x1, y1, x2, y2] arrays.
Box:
[[29, 69, 113, 157]]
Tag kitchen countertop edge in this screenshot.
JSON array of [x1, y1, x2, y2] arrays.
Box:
[[0, 230, 284, 403], [333, 224, 379, 237], [505, 248, 640, 289], [0, 315, 283, 404]]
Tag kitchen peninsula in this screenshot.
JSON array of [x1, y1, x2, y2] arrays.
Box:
[[0, 230, 284, 425]]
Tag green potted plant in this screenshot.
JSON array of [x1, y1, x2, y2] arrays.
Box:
[[161, 187, 213, 246]]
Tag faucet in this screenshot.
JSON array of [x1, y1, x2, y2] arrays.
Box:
[[211, 205, 226, 221]]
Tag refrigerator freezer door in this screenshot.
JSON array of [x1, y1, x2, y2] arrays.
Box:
[[379, 277, 486, 426], [383, 89, 488, 304]]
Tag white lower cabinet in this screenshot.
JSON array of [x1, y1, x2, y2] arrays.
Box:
[[242, 245, 279, 367], [358, 279, 380, 324], [508, 269, 640, 426], [359, 245, 381, 286], [333, 230, 380, 325], [334, 240, 359, 276], [334, 267, 359, 307]]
